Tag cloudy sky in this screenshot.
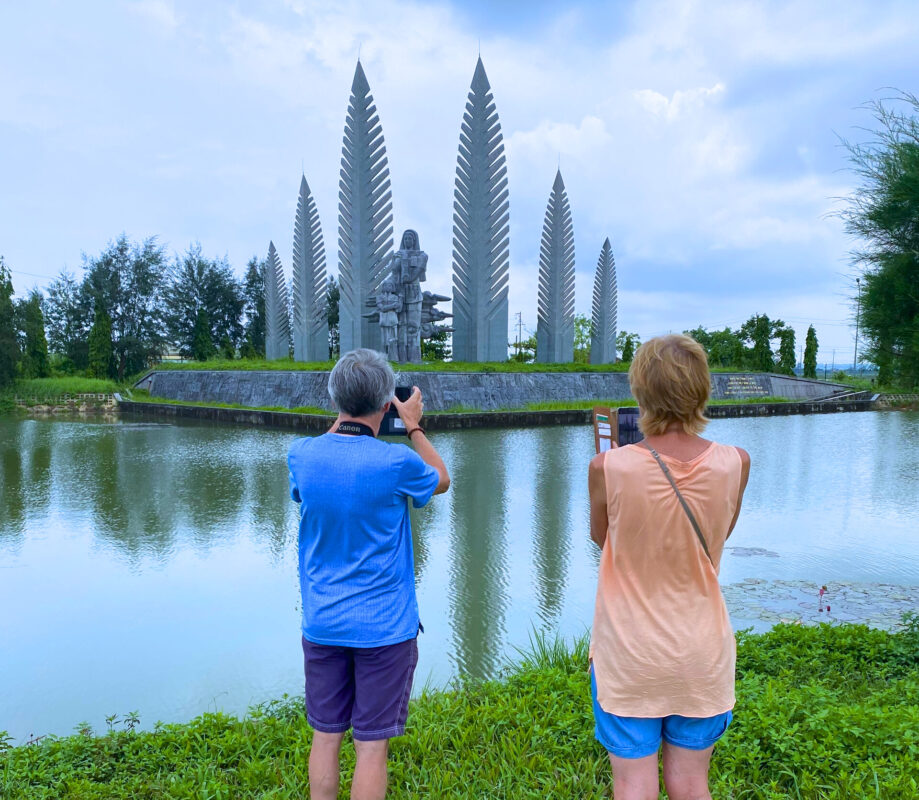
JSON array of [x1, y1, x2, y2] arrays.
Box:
[[2, 0, 918, 364]]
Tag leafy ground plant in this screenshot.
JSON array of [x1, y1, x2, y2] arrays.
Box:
[[1, 622, 917, 798]]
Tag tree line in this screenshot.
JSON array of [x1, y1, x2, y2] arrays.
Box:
[[0, 235, 343, 388], [686, 316, 819, 377], [2, 237, 824, 391]]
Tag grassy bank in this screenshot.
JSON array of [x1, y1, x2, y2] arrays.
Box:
[[0, 377, 123, 413], [2, 621, 917, 799]]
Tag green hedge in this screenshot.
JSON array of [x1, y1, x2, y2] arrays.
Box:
[[2, 621, 917, 798]]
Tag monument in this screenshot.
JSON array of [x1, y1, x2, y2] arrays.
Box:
[[590, 238, 618, 364], [536, 170, 575, 363], [451, 57, 510, 363], [264, 241, 291, 360], [338, 61, 393, 355], [292, 175, 329, 362], [368, 229, 452, 364]]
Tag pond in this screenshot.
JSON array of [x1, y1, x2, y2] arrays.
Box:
[[1, 411, 918, 740]]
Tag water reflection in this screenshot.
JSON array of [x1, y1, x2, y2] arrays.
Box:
[[0, 423, 26, 540], [532, 428, 573, 626], [448, 429, 509, 680], [2, 413, 919, 740]]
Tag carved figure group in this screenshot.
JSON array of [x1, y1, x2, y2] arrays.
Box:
[[368, 229, 452, 363]]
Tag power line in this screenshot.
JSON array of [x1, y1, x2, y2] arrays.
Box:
[[7, 268, 53, 281]]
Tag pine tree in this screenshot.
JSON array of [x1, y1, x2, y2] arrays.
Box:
[[20, 291, 50, 378], [242, 256, 266, 358], [326, 276, 340, 359], [192, 308, 215, 361], [87, 306, 114, 379], [617, 331, 640, 363], [804, 325, 818, 378], [0, 257, 19, 387], [778, 328, 796, 375]]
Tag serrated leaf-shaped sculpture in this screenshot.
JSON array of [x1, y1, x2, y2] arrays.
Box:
[[338, 61, 393, 354], [452, 57, 509, 363], [591, 238, 618, 364], [265, 241, 290, 360], [292, 175, 329, 362], [536, 171, 575, 363]]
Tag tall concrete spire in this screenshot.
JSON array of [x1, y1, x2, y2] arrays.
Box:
[[265, 241, 290, 360], [292, 175, 329, 362], [451, 56, 509, 362], [337, 61, 393, 354], [536, 170, 575, 363], [590, 238, 618, 364]]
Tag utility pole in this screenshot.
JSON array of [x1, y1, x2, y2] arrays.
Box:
[[853, 277, 862, 377], [513, 311, 523, 358]]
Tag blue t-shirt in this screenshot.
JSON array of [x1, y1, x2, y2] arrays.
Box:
[[287, 432, 440, 648]]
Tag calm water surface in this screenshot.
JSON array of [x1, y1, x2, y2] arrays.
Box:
[[1, 412, 918, 739]]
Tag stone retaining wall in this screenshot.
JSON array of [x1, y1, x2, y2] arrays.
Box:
[[875, 393, 919, 409], [116, 396, 876, 432], [143, 370, 850, 412]]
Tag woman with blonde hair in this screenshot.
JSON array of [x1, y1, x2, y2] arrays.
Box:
[[588, 334, 751, 800]]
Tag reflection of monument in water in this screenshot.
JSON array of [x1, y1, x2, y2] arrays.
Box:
[[262, 57, 620, 364], [532, 428, 574, 625], [448, 431, 509, 680]]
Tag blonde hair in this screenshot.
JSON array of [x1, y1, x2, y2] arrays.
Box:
[[628, 334, 710, 436]]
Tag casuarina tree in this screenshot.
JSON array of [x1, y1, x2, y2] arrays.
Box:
[[841, 91, 919, 387], [191, 307, 216, 361], [19, 290, 50, 378], [804, 325, 818, 379], [777, 328, 796, 375], [617, 331, 640, 363], [87, 305, 114, 379], [0, 257, 19, 387]]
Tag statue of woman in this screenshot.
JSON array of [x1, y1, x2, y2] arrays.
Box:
[[391, 229, 427, 363], [376, 277, 402, 362]]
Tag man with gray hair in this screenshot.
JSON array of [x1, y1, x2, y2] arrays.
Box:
[[287, 348, 449, 800]]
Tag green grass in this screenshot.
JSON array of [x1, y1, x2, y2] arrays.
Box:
[[0, 377, 123, 412], [2, 621, 918, 798], [123, 392, 795, 417], [521, 397, 792, 412]]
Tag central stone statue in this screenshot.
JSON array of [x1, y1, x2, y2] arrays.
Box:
[[367, 229, 452, 363], [393, 229, 427, 363]]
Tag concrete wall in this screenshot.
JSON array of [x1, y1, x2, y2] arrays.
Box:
[[144, 370, 849, 412], [117, 395, 878, 432]]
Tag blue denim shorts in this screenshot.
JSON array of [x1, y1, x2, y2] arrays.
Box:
[[590, 665, 732, 759]]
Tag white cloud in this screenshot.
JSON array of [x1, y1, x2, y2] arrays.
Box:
[[634, 83, 725, 122], [128, 0, 180, 31], [3, 0, 918, 361]]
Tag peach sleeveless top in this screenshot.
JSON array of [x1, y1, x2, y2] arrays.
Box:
[[590, 441, 742, 718]]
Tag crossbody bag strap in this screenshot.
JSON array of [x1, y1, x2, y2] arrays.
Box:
[[646, 446, 714, 567]]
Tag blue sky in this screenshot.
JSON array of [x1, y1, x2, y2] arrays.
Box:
[[2, 0, 918, 363]]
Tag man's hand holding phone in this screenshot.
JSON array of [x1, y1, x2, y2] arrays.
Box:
[[392, 386, 424, 433]]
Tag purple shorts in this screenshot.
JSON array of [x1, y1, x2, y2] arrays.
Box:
[[301, 636, 418, 741]]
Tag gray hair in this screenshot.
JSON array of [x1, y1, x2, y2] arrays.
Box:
[[328, 349, 395, 417]]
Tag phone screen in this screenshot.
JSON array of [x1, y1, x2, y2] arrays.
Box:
[[616, 407, 643, 446]]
